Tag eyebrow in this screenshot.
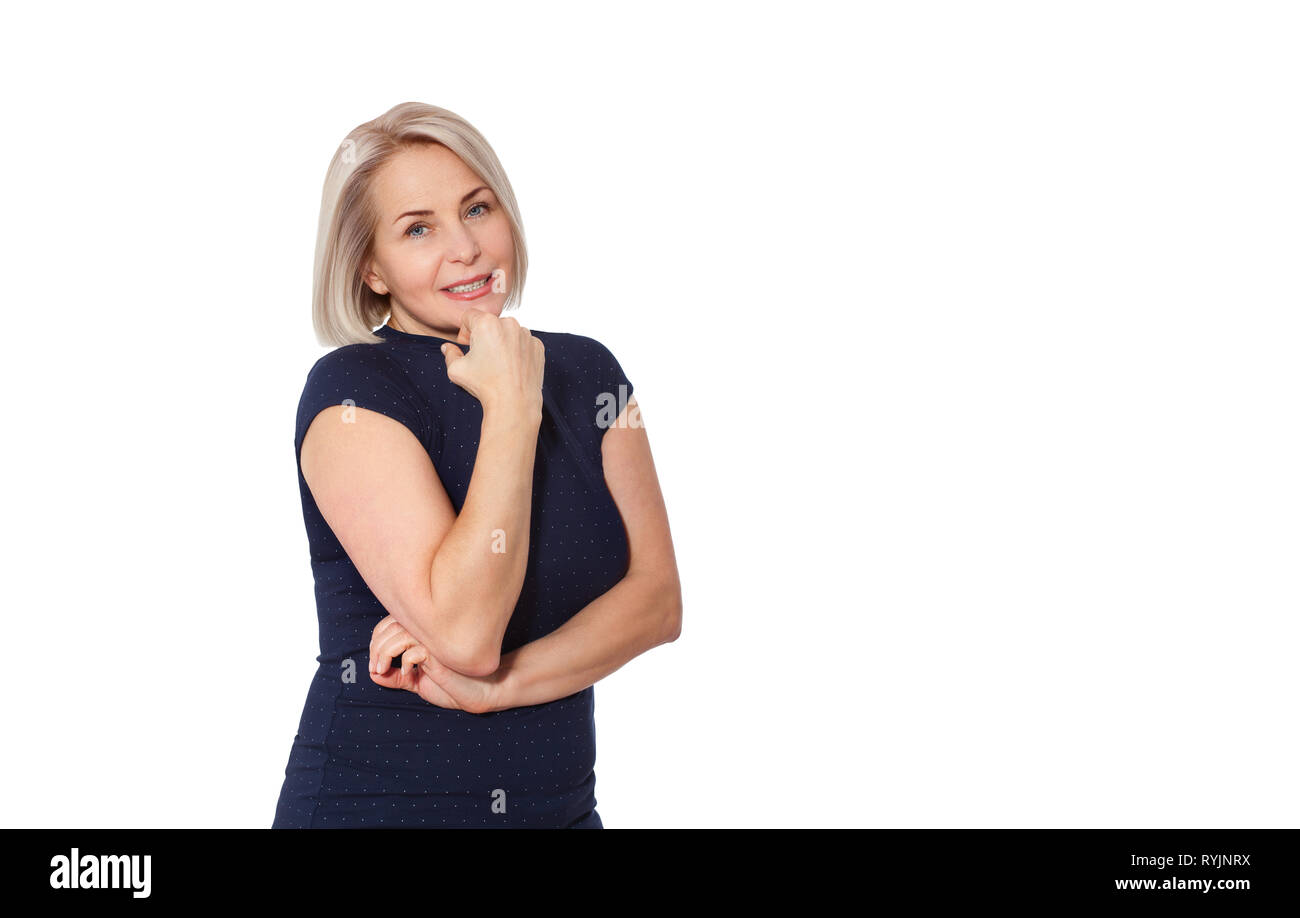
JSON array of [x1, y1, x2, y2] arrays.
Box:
[[393, 186, 490, 223]]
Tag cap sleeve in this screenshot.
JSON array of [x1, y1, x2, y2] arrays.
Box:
[[585, 336, 635, 432], [294, 344, 432, 465]]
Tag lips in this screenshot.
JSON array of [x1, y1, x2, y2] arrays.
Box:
[[441, 273, 492, 290]]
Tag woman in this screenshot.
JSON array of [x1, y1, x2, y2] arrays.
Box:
[[272, 102, 681, 828]]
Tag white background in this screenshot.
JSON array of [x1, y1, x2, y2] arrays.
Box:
[[2, 1, 1296, 828]]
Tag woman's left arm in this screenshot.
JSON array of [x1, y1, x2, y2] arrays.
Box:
[[489, 395, 682, 707]]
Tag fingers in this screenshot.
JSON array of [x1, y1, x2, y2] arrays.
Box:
[[417, 651, 446, 680], [371, 620, 418, 676], [370, 651, 426, 694], [459, 308, 526, 344], [368, 616, 390, 671], [374, 638, 407, 675], [371, 614, 399, 644], [459, 307, 489, 343], [368, 667, 404, 690], [400, 645, 428, 677], [369, 617, 390, 673]]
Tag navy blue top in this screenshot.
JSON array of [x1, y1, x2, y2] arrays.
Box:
[[272, 323, 634, 828]]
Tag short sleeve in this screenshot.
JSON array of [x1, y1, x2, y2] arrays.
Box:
[[583, 335, 634, 433], [294, 344, 432, 466]]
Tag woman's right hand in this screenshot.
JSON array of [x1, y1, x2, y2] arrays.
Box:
[[440, 308, 545, 418], [368, 613, 505, 714]]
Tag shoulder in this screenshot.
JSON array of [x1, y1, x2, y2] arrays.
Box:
[[296, 342, 431, 446], [300, 342, 426, 404], [304, 341, 404, 382], [529, 329, 620, 366], [529, 328, 584, 352], [530, 329, 630, 388], [530, 330, 634, 423]]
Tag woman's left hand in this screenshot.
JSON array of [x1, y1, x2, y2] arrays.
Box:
[[368, 614, 506, 715]]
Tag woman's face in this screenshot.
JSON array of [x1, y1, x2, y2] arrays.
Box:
[[363, 142, 514, 338]]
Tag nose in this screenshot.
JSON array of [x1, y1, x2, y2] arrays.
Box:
[[448, 224, 480, 263]]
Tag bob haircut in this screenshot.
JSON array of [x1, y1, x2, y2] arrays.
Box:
[[311, 101, 528, 346]]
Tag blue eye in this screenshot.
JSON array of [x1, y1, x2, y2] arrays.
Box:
[[406, 203, 489, 239]]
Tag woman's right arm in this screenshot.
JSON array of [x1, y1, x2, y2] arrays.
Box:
[[300, 311, 544, 678]]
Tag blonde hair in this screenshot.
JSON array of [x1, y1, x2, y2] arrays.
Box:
[[311, 102, 528, 346]]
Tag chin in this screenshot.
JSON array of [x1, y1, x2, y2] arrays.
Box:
[[455, 301, 502, 316]]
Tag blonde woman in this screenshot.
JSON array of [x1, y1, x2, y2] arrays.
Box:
[[272, 102, 681, 829]]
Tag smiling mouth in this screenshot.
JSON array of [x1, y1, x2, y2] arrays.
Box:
[[443, 274, 492, 293]]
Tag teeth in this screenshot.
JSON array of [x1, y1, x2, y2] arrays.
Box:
[[446, 276, 488, 293]]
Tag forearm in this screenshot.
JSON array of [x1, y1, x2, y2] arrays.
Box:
[[490, 571, 681, 710], [427, 407, 541, 673]]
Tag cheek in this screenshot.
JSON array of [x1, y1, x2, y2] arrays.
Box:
[[411, 245, 447, 268], [488, 219, 515, 256], [392, 250, 444, 287]]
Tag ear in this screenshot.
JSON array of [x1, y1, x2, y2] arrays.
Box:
[[362, 262, 389, 295]]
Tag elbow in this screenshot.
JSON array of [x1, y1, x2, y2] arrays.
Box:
[[447, 642, 501, 678], [658, 577, 683, 645], [424, 579, 504, 677], [439, 618, 503, 677], [396, 592, 502, 678]]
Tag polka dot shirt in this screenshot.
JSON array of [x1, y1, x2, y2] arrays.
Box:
[[272, 323, 633, 828]]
